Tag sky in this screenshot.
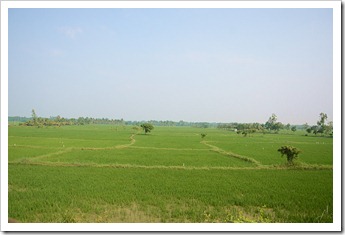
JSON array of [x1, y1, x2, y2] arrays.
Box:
[[8, 8, 333, 124]]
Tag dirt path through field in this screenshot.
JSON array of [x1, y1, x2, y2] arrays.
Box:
[[8, 159, 333, 170], [128, 146, 208, 151], [200, 141, 262, 166], [17, 133, 138, 162]]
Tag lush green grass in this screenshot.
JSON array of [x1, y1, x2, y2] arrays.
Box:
[[8, 146, 60, 161], [134, 127, 209, 149], [37, 148, 255, 168], [207, 130, 333, 166], [8, 164, 332, 223], [9, 125, 131, 148], [8, 125, 333, 223]]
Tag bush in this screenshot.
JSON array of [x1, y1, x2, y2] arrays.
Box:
[[278, 145, 301, 164], [140, 123, 154, 134]]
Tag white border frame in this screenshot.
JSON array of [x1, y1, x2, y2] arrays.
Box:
[[1, 1, 341, 232]]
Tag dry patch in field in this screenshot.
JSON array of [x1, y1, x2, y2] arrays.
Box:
[[28, 203, 162, 223]]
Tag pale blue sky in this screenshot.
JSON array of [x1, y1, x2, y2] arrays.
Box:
[[8, 8, 333, 124]]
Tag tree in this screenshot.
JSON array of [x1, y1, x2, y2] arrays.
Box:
[[272, 122, 284, 133], [317, 113, 328, 127], [312, 125, 320, 135], [200, 133, 207, 139], [278, 145, 301, 165], [140, 123, 154, 134], [31, 109, 38, 126], [316, 113, 328, 135], [291, 126, 297, 132], [265, 113, 277, 130], [264, 113, 283, 133], [325, 121, 333, 137], [306, 125, 318, 135]]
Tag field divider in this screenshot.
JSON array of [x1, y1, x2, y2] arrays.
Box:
[[6, 160, 265, 170], [79, 133, 138, 150], [8, 144, 62, 149], [200, 141, 262, 166], [29, 148, 75, 160], [114, 133, 137, 149], [8, 160, 332, 171], [128, 146, 209, 151]]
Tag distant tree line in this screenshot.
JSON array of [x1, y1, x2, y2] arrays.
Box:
[[17, 109, 125, 127], [218, 122, 264, 136], [11, 113, 217, 128], [217, 114, 285, 136], [125, 120, 218, 128], [8, 116, 32, 123], [304, 113, 333, 137], [217, 113, 332, 137], [10, 110, 333, 137]]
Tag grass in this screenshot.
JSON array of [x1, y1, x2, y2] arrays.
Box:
[[33, 148, 256, 167], [8, 164, 332, 223], [208, 130, 333, 166], [8, 125, 333, 223]]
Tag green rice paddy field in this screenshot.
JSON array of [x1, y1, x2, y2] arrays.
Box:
[[8, 125, 333, 223]]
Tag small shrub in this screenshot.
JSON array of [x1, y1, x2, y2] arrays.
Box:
[[278, 145, 301, 165], [140, 123, 154, 134]]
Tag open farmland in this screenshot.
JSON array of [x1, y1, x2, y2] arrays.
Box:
[[8, 125, 333, 223]]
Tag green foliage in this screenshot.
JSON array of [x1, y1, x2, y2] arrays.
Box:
[[305, 113, 332, 137], [200, 133, 207, 139], [264, 113, 283, 133], [140, 123, 154, 134], [31, 109, 38, 126], [132, 126, 141, 132], [317, 113, 328, 127], [20, 111, 125, 127], [277, 145, 301, 164], [237, 129, 256, 137], [291, 126, 297, 132]]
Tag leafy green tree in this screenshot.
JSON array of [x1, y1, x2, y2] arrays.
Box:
[[140, 123, 154, 134], [272, 122, 284, 133], [278, 145, 301, 164], [264, 113, 277, 131], [31, 109, 38, 126], [317, 113, 328, 126], [325, 121, 333, 137], [311, 125, 320, 135], [306, 126, 313, 134], [265, 114, 283, 133], [316, 113, 328, 135], [200, 133, 207, 139], [291, 126, 297, 132]]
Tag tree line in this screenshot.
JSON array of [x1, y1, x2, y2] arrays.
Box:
[[11, 110, 333, 137], [217, 113, 333, 137], [17, 110, 125, 127], [13, 110, 219, 128], [125, 120, 217, 128]]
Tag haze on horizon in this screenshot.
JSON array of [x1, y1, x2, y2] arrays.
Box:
[[8, 8, 333, 125]]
